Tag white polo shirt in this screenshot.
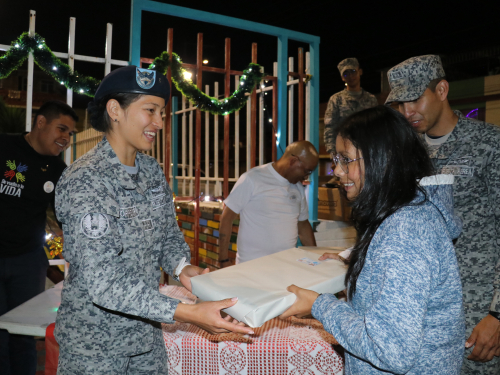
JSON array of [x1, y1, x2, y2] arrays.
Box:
[[224, 163, 309, 263]]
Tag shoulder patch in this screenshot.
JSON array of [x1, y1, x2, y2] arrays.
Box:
[[81, 213, 110, 238]]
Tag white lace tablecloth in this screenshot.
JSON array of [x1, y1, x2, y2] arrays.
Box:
[[160, 285, 344, 375]]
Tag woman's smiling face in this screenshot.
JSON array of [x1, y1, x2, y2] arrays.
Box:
[[113, 94, 166, 152], [333, 135, 364, 200]]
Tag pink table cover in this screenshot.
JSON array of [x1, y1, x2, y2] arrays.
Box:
[[161, 285, 344, 375]]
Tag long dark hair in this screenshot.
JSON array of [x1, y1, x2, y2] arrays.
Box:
[[338, 106, 434, 300]]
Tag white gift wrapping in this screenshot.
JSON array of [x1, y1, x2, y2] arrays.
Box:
[[191, 248, 348, 328]]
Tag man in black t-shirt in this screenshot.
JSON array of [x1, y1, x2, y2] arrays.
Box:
[[0, 100, 77, 375]]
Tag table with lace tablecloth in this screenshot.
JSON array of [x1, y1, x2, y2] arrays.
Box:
[[160, 285, 344, 375]]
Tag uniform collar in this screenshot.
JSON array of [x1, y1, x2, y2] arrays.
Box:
[[98, 137, 153, 194], [430, 110, 463, 160]]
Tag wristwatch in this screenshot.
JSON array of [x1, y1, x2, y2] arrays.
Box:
[[488, 311, 500, 321]]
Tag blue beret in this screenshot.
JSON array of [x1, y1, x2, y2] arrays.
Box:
[[94, 65, 170, 103]]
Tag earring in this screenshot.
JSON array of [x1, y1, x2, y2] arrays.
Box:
[[114, 119, 118, 122]]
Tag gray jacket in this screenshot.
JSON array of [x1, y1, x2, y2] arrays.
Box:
[[54, 137, 189, 356], [313, 176, 465, 374]]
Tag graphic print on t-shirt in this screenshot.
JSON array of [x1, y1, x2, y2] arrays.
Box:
[[1, 160, 27, 197]]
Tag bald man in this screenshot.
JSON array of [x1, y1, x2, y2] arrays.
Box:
[[218, 141, 319, 267]]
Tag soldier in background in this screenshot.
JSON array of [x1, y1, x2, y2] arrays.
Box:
[[324, 57, 378, 155], [386, 54, 500, 374]]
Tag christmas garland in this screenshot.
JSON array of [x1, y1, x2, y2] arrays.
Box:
[[0, 33, 268, 115], [0, 32, 100, 97], [149, 52, 264, 115]]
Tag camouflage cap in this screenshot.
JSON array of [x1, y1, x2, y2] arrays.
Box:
[[337, 58, 359, 75], [385, 55, 446, 104]]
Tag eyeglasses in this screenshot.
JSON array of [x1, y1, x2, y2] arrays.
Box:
[[342, 69, 357, 78], [331, 153, 363, 174]]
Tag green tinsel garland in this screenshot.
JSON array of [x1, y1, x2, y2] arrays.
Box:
[[0, 32, 100, 97], [0, 33, 271, 115], [149, 52, 264, 115]]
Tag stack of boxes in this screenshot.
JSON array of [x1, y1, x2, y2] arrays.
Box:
[[175, 202, 239, 271]]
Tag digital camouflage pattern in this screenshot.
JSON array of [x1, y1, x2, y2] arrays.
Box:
[[324, 89, 378, 153], [430, 111, 500, 374], [54, 137, 190, 361], [385, 54, 446, 104], [57, 328, 168, 374], [337, 57, 359, 75]]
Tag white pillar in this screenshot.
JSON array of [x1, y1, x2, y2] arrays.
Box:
[[65, 17, 76, 165], [234, 76, 240, 178], [246, 96, 251, 172], [288, 57, 294, 145], [205, 85, 210, 195], [305, 52, 311, 142], [214, 82, 220, 197], [25, 10, 36, 132], [181, 96, 187, 196], [259, 66, 264, 165], [104, 23, 113, 76]]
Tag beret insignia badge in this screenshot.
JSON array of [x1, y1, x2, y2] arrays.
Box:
[[136, 68, 156, 89]]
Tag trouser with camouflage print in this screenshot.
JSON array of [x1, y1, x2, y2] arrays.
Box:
[[57, 328, 169, 375]]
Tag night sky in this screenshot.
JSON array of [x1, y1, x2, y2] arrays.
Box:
[[1, 0, 499, 109]]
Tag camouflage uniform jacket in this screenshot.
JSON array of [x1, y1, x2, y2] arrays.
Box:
[[324, 89, 378, 153], [430, 111, 500, 327], [54, 137, 189, 356]]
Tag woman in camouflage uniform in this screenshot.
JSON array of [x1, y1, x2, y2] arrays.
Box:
[[54, 66, 253, 374]]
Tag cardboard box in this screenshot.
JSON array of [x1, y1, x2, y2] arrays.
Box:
[[318, 187, 351, 222]]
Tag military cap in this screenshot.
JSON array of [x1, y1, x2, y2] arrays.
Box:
[[337, 58, 359, 75], [385, 55, 446, 104], [94, 65, 170, 102]]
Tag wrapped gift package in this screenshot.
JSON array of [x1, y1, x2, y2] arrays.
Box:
[[191, 248, 347, 328]]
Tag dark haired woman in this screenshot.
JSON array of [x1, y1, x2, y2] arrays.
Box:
[[54, 66, 253, 374], [281, 106, 465, 374]]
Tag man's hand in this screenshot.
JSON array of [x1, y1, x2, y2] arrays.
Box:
[[174, 297, 254, 335], [279, 284, 319, 319], [466, 314, 500, 362], [179, 265, 209, 292]]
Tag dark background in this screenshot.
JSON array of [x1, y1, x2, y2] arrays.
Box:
[[1, 0, 499, 110]]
